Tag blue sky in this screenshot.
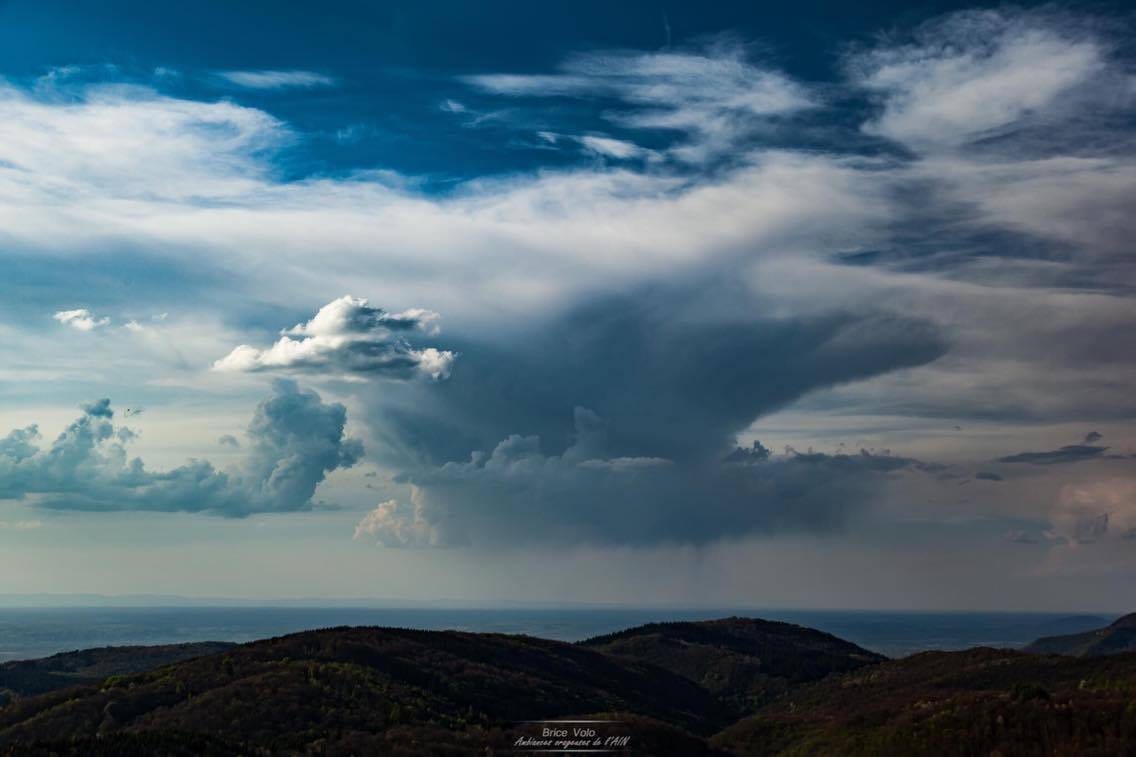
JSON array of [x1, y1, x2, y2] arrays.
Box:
[[0, 1, 1134, 610]]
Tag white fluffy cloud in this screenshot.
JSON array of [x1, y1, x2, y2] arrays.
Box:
[[213, 295, 456, 380], [354, 496, 440, 548], [0, 380, 362, 516], [1049, 479, 1136, 546], [53, 309, 109, 331]]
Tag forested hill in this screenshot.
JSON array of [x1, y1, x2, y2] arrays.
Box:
[[0, 625, 730, 755], [580, 616, 884, 714], [0, 642, 235, 702], [1024, 613, 1136, 657], [3, 618, 1136, 755], [715, 646, 1136, 755]]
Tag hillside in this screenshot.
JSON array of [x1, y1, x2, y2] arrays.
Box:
[[0, 643, 235, 703], [713, 647, 1136, 755], [580, 617, 884, 714], [1025, 613, 1136, 657], [0, 625, 730, 755], [5, 619, 1136, 755]]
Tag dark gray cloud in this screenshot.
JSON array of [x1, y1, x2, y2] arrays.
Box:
[[997, 444, 1108, 465], [358, 406, 927, 548], [1084, 430, 1103, 443], [975, 471, 1003, 481], [367, 283, 948, 468], [353, 281, 947, 547], [0, 380, 361, 516], [722, 441, 772, 464]]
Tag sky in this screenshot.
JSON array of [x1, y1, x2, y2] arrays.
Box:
[[0, 0, 1134, 611]]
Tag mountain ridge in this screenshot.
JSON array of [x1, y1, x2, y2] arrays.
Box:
[[1024, 612, 1136, 657], [0, 642, 235, 704], [2, 616, 1135, 755], [581, 616, 885, 714]]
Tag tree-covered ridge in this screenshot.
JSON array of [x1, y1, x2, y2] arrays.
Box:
[[715, 647, 1136, 756], [0, 625, 729, 755], [1025, 613, 1136, 658], [0, 643, 235, 703], [2, 619, 1136, 755], [581, 616, 884, 714]]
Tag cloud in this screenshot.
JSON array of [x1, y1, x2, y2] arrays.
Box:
[[0, 379, 361, 516], [1084, 430, 1103, 443], [847, 9, 1109, 150], [723, 440, 772, 464], [213, 295, 456, 380], [577, 135, 657, 161], [0, 79, 284, 204], [843, 9, 1136, 270], [217, 434, 240, 448], [997, 444, 1108, 465], [364, 283, 946, 470], [53, 309, 109, 331], [0, 7, 1131, 561], [1047, 479, 1136, 546], [358, 406, 927, 547], [354, 498, 438, 548], [217, 70, 336, 90], [465, 39, 814, 163], [975, 471, 1003, 482]]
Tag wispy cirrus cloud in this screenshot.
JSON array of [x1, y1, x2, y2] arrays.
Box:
[[0, 80, 283, 204], [465, 39, 814, 163], [846, 9, 1110, 151], [217, 69, 336, 89]]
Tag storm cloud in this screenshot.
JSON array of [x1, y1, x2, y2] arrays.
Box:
[[997, 444, 1108, 465], [357, 405, 927, 547], [354, 282, 946, 547], [367, 283, 948, 470], [0, 379, 361, 516]]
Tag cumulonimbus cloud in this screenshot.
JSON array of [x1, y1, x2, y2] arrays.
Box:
[[355, 406, 929, 548], [0, 7, 1132, 562], [0, 379, 361, 516], [213, 295, 456, 380]]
